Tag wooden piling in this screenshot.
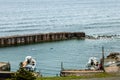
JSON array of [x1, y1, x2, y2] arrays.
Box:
[[0, 32, 85, 47]]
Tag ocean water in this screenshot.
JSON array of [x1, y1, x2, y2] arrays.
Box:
[[0, 0, 120, 36], [0, 0, 120, 76]]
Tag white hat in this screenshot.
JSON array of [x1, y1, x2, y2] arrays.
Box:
[[25, 56, 32, 61]]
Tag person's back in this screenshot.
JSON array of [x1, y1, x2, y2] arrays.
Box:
[[22, 56, 36, 71], [91, 59, 94, 66]]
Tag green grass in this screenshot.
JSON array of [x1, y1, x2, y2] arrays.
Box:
[[36, 73, 119, 80]]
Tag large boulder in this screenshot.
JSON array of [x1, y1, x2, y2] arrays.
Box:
[[104, 52, 120, 73], [107, 52, 120, 61], [0, 62, 10, 71]]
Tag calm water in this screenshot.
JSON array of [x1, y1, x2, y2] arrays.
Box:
[[0, 0, 120, 76]]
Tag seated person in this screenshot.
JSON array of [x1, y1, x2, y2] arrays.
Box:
[[22, 56, 36, 71]]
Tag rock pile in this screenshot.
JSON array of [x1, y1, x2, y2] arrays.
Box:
[[107, 52, 120, 60]]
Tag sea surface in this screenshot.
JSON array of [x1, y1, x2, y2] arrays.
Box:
[[0, 0, 120, 76]]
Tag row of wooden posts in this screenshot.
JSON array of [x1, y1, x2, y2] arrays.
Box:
[[0, 32, 85, 47]]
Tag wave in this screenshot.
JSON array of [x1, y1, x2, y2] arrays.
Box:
[[89, 21, 120, 26], [0, 28, 39, 32]]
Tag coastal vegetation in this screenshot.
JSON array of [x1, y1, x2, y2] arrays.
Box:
[[6, 69, 119, 80], [7, 68, 36, 80], [36, 73, 119, 80]]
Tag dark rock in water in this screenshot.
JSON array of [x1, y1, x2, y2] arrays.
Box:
[[50, 48, 53, 49]]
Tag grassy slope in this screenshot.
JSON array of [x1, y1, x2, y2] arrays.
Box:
[[36, 73, 120, 80]]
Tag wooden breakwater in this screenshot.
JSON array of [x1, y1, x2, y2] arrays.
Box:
[[60, 62, 104, 77], [0, 71, 14, 79], [0, 32, 85, 47], [60, 70, 103, 77]]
